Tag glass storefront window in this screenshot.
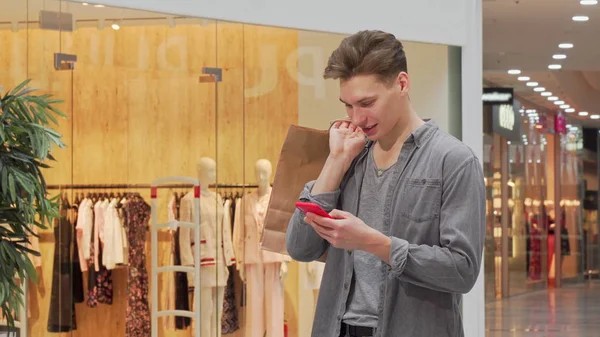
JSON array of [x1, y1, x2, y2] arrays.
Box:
[[559, 126, 584, 282], [2, 1, 459, 336]]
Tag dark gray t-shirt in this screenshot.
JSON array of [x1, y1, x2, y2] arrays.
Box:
[[342, 146, 398, 328]]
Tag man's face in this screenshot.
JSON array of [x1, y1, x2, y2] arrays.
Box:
[[339, 73, 408, 141]]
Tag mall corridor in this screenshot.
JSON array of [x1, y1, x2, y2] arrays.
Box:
[[486, 281, 600, 337]]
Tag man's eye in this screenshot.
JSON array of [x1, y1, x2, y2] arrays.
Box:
[[360, 101, 373, 108]]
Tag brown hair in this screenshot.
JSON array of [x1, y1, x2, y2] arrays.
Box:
[[323, 30, 407, 84]]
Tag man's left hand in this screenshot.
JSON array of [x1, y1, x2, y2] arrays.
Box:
[[304, 209, 377, 251]]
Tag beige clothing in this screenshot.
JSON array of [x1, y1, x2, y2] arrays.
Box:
[[179, 190, 236, 288], [93, 200, 109, 272], [102, 198, 127, 270], [245, 262, 285, 337], [76, 198, 94, 271], [232, 190, 291, 266], [305, 261, 325, 290]]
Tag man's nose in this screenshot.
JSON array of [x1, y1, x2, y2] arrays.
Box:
[[352, 112, 367, 127]]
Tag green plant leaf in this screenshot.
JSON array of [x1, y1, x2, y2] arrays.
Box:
[[7, 79, 31, 97], [0, 79, 64, 327]]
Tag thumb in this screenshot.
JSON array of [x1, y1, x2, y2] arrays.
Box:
[[329, 209, 350, 219]]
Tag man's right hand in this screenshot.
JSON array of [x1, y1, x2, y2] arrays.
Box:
[[310, 121, 365, 195], [329, 121, 366, 161]]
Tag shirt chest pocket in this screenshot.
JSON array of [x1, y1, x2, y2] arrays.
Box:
[[399, 178, 442, 223]]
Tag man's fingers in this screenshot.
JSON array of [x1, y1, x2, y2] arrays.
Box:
[[329, 209, 350, 219]]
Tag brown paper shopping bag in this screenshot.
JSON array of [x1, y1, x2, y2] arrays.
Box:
[[261, 124, 330, 257]]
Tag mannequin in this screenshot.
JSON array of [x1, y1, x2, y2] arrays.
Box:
[[233, 158, 290, 337], [179, 157, 236, 337]]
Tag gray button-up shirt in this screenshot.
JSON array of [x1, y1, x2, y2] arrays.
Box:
[[285, 120, 486, 337]]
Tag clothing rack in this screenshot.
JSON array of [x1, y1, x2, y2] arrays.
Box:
[[150, 176, 202, 337], [46, 183, 259, 190]]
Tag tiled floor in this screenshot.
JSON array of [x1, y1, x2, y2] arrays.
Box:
[[486, 280, 600, 336]]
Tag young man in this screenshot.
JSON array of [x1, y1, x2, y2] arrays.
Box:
[[285, 30, 486, 337]]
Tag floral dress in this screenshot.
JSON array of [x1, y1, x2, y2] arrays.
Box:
[[125, 196, 151, 337]]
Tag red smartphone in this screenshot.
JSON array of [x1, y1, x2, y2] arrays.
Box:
[[295, 201, 334, 219]]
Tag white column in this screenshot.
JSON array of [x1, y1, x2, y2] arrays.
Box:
[[461, 1, 486, 337]]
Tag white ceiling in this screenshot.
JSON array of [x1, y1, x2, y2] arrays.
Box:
[[483, 0, 600, 128], [0, 1, 166, 22]]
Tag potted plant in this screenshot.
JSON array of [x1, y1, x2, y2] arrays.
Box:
[[0, 79, 66, 327]]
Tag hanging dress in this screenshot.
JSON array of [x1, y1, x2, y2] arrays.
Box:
[[47, 216, 77, 332], [125, 196, 152, 337], [87, 200, 113, 307], [221, 198, 239, 334]]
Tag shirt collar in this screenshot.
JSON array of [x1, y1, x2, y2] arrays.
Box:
[[408, 118, 438, 147], [365, 118, 439, 148]]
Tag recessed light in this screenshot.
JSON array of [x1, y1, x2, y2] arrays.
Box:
[[94, 4, 105, 7], [111, 23, 120, 30], [82, 2, 89, 5], [579, 111, 589, 116], [560, 104, 570, 109], [549, 64, 562, 70], [573, 15, 589, 21], [559, 43, 574, 49], [526, 82, 539, 87], [592, 114, 600, 119], [554, 100, 565, 105], [508, 69, 521, 75], [534, 87, 545, 92], [518, 76, 530, 81], [553, 54, 567, 60], [581, 0, 598, 5], [548, 96, 558, 101], [566, 108, 575, 113], [541, 92, 552, 96]]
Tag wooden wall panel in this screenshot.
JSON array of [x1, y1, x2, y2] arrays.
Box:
[[215, 22, 245, 186], [242, 25, 299, 184], [242, 25, 300, 337], [1, 20, 300, 337]]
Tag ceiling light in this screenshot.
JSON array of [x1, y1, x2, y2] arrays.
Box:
[[554, 100, 565, 105], [566, 108, 575, 113], [549, 64, 562, 70], [559, 43, 574, 49], [592, 115, 600, 119], [518, 76, 530, 81], [526, 82, 539, 87], [508, 69, 521, 75], [553, 54, 567, 60], [534, 87, 545, 92], [82, 2, 89, 5], [560, 104, 570, 109], [579, 111, 589, 116], [548, 96, 558, 101], [580, 0, 598, 5], [111, 23, 120, 30], [541, 92, 552, 96], [573, 16, 589, 21]]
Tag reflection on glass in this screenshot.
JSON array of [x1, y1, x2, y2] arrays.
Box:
[[560, 126, 584, 281], [483, 133, 499, 300]]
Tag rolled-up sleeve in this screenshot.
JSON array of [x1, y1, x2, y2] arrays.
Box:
[[285, 180, 340, 262], [388, 156, 486, 294]]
